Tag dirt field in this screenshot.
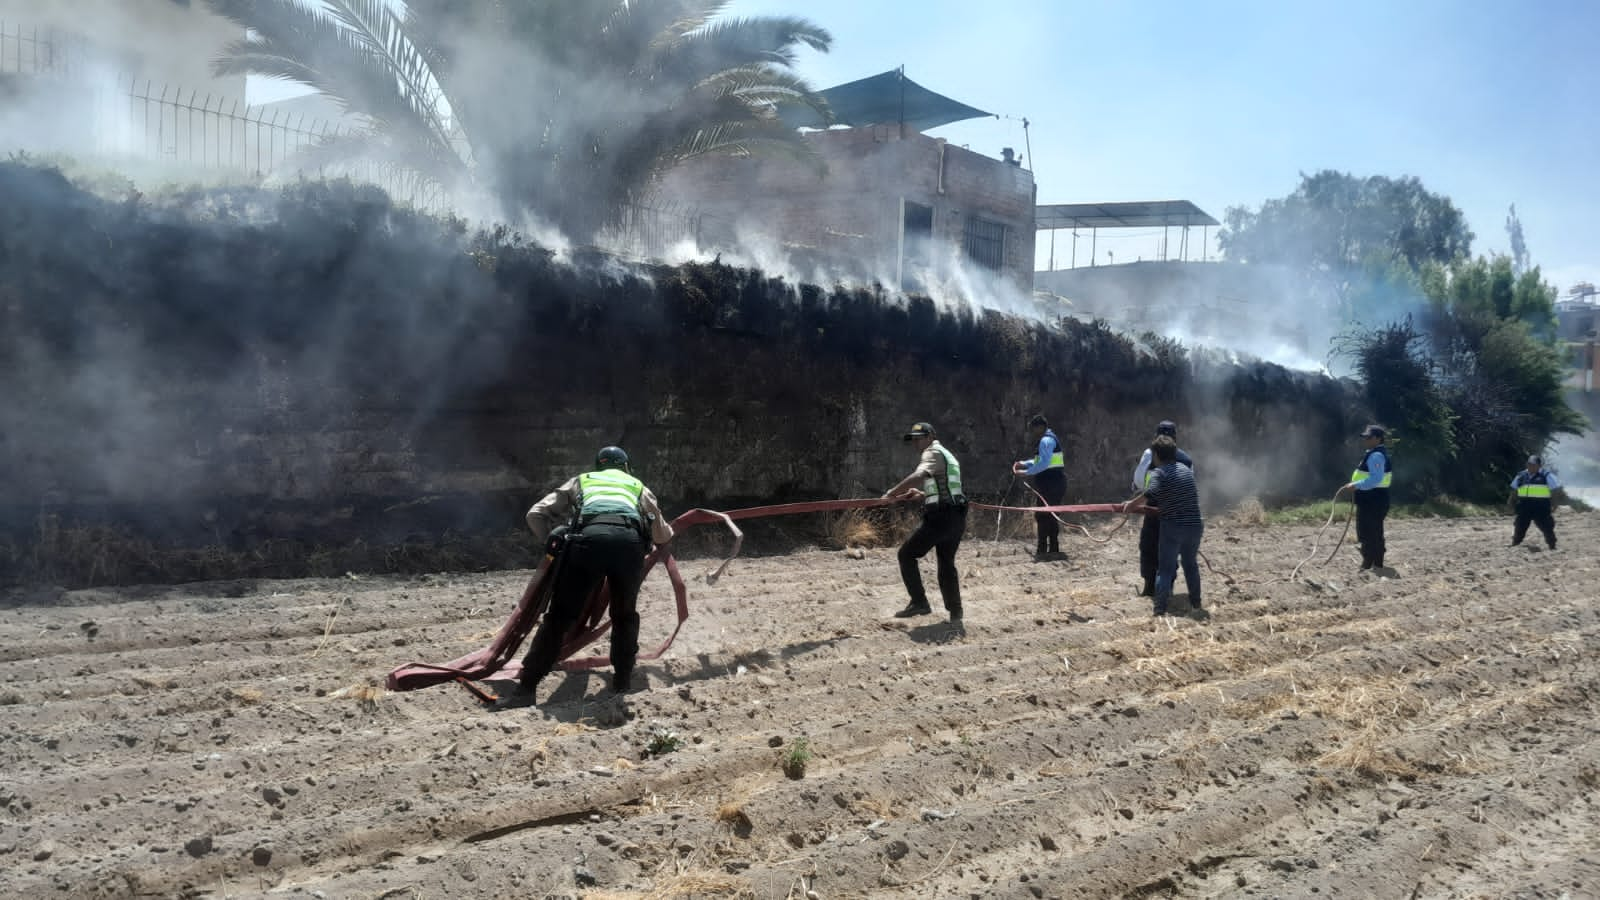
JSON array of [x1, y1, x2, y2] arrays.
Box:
[[2, 509, 1597, 899]]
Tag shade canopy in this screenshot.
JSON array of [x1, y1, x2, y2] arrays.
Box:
[[1035, 200, 1219, 230], [783, 69, 994, 132]]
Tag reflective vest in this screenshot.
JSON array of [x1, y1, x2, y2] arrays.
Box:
[[1037, 429, 1065, 470], [1352, 446, 1393, 489], [578, 469, 645, 519], [923, 443, 964, 505], [1515, 471, 1553, 499]]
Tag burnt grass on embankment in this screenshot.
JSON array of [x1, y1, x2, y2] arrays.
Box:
[[1, 162, 1359, 588]]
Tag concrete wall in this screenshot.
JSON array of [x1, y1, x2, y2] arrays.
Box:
[[658, 126, 1036, 294]]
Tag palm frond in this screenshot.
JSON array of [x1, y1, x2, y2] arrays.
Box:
[[655, 15, 831, 74], [203, 0, 465, 181]]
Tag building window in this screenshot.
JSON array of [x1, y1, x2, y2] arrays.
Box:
[[963, 216, 1006, 271]]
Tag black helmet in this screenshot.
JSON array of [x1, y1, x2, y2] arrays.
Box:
[[595, 446, 630, 471]]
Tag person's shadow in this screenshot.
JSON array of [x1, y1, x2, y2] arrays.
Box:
[[906, 620, 965, 644], [485, 673, 631, 727]]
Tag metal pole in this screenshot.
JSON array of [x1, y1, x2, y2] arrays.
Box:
[[1091, 228, 1097, 267], [1048, 228, 1055, 271]]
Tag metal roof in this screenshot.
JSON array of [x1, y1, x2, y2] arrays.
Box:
[[1035, 200, 1219, 230], [782, 68, 994, 133]]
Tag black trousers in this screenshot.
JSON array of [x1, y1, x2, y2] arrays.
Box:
[[1032, 468, 1066, 553], [1512, 501, 1556, 549], [898, 503, 966, 613], [522, 523, 646, 688], [1138, 514, 1161, 587], [1354, 489, 1390, 566]]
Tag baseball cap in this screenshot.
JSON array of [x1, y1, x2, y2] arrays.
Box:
[[1527, 454, 1542, 466], [1155, 420, 1177, 437], [1360, 425, 1386, 439], [904, 422, 936, 441]]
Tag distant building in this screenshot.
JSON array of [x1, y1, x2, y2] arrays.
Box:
[[656, 70, 1037, 295]]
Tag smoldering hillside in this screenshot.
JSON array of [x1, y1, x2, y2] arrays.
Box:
[[0, 162, 1361, 587]]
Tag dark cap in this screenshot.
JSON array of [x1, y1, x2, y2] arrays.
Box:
[[1155, 420, 1177, 437], [1027, 414, 1048, 428], [1527, 454, 1543, 467], [903, 422, 936, 441], [1360, 424, 1386, 439]]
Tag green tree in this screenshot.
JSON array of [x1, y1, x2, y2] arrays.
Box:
[[1219, 170, 1474, 272], [1420, 256, 1583, 495], [1334, 318, 1457, 501], [203, 0, 833, 237]]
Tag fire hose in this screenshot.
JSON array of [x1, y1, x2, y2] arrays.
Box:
[[385, 495, 1145, 701]]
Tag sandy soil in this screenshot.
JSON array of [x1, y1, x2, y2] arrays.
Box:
[[2, 509, 1597, 900]]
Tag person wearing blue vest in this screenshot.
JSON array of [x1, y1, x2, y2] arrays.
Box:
[[518, 445, 674, 703], [883, 422, 966, 624], [1013, 414, 1067, 560], [1131, 420, 1195, 596], [1508, 454, 1560, 550], [1336, 424, 1392, 571]]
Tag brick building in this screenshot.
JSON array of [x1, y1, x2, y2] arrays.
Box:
[[656, 70, 1037, 295]]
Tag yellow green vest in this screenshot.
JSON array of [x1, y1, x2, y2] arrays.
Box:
[[578, 470, 645, 518]]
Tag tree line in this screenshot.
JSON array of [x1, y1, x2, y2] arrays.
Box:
[[1222, 170, 1584, 501]]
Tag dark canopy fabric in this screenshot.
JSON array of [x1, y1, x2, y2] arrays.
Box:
[[783, 69, 994, 132]]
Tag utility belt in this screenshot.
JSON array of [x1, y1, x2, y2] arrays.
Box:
[[578, 513, 645, 532]]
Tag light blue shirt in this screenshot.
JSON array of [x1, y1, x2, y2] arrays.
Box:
[[1021, 430, 1062, 476], [1511, 469, 1560, 490]]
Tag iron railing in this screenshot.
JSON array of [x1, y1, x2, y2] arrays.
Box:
[[2, 24, 704, 246]]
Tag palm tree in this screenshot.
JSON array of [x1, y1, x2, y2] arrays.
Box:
[[204, 0, 832, 238]]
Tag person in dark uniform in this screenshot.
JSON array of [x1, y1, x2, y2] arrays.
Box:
[[1508, 454, 1560, 550], [1130, 420, 1194, 596], [1337, 424, 1392, 571], [883, 422, 966, 624], [1123, 436, 1206, 619], [519, 446, 674, 701], [1013, 414, 1066, 560]]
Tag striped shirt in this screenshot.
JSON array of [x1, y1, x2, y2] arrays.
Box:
[[1146, 461, 1202, 526]]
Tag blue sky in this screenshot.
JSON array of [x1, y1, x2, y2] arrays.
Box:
[[727, 0, 1600, 292]]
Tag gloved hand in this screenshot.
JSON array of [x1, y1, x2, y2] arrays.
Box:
[[545, 525, 571, 558]]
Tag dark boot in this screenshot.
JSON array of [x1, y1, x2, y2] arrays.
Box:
[[894, 602, 932, 618], [1138, 580, 1154, 597], [611, 668, 633, 694]]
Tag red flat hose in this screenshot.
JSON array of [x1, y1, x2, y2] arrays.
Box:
[[386, 497, 1137, 697]]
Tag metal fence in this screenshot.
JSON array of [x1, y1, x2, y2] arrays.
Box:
[[3, 24, 702, 246], [0, 20, 85, 76], [602, 201, 708, 259], [118, 79, 336, 175]]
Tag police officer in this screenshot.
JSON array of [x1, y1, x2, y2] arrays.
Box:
[[882, 422, 966, 624], [1131, 420, 1194, 596], [1336, 424, 1392, 571], [1012, 414, 1066, 560], [519, 446, 674, 701], [1508, 454, 1560, 550]]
